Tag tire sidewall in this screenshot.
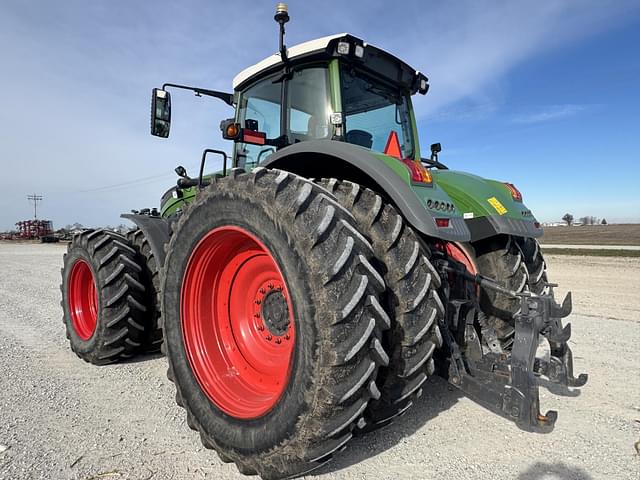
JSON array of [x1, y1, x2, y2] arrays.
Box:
[[163, 194, 320, 454]]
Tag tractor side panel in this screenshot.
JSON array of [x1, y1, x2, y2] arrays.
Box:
[[431, 170, 543, 241], [160, 186, 197, 218], [262, 140, 471, 242]]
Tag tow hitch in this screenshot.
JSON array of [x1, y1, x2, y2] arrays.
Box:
[[438, 260, 588, 433]]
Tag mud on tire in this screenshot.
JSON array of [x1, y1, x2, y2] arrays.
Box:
[[60, 229, 147, 365], [320, 179, 444, 430], [127, 229, 163, 352], [161, 168, 390, 479]]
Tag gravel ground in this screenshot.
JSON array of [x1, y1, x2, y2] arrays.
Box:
[[0, 243, 638, 480]]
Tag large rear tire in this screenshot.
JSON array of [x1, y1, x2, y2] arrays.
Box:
[[470, 235, 550, 347], [517, 237, 549, 295], [127, 229, 163, 352], [161, 168, 390, 479], [320, 179, 444, 430], [60, 229, 147, 365]]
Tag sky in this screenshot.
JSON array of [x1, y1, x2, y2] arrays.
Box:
[[0, 0, 639, 230]]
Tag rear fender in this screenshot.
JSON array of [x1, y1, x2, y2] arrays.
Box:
[[431, 170, 543, 242], [263, 140, 470, 242], [120, 214, 171, 267]]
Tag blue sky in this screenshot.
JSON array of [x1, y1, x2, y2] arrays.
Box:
[[0, 0, 639, 230]]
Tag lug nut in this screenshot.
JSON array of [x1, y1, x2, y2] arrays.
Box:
[[266, 334, 272, 341], [268, 283, 274, 290], [284, 334, 290, 340], [255, 299, 261, 305], [275, 338, 282, 344], [258, 325, 264, 331], [259, 288, 266, 294]]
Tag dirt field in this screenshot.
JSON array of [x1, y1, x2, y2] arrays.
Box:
[[541, 224, 640, 246], [0, 243, 638, 480]]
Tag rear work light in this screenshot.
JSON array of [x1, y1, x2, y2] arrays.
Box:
[[503, 182, 523, 202], [384, 131, 433, 186], [435, 218, 450, 228]]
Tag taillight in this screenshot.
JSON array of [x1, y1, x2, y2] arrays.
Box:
[[401, 159, 433, 185], [503, 182, 522, 202], [383, 131, 432, 186], [435, 218, 450, 228]]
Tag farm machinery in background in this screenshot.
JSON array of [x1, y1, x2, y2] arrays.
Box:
[[59, 5, 587, 479], [11, 219, 58, 242]]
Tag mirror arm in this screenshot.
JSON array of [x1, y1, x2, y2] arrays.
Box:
[[162, 83, 234, 106], [420, 157, 449, 170]]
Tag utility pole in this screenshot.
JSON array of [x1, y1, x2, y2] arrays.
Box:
[[27, 194, 43, 219]]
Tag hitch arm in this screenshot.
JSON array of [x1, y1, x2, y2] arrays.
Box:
[[439, 259, 588, 433]]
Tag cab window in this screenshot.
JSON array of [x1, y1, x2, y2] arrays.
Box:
[[341, 66, 415, 159], [287, 67, 332, 142], [235, 77, 281, 170]]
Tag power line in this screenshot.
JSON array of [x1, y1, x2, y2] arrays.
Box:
[[27, 194, 43, 219]]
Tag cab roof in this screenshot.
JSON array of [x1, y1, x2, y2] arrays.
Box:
[[232, 33, 424, 93]]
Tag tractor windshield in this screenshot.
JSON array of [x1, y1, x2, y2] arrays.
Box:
[[341, 66, 415, 159]]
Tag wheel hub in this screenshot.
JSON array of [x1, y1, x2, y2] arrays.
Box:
[[261, 288, 290, 337]]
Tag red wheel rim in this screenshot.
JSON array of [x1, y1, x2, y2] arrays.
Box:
[[68, 259, 98, 340], [181, 226, 296, 419]]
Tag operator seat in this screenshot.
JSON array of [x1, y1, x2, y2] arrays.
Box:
[[346, 129, 373, 149]]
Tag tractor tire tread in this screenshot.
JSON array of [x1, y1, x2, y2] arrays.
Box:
[[319, 179, 444, 431], [161, 168, 389, 479]]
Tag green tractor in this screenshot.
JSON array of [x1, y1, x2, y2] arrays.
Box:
[[60, 5, 586, 479]]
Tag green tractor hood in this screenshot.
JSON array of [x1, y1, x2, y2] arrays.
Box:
[[432, 170, 543, 241]]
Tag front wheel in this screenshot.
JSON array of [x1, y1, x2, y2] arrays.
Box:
[[60, 229, 147, 364], [161, 169, 390, 479]]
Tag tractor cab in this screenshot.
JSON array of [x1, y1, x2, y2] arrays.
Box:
[[224, 33, 429, 171]]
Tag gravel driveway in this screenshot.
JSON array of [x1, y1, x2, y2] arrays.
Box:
[[0, 243, 638, 480]]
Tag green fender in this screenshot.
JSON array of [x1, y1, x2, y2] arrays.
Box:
[[431, 170, 543, 241]]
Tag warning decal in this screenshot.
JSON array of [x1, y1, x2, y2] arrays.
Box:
[[487, 197, 507, 215]]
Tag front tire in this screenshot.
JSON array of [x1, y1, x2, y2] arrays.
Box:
[[161, 168, 390, 479], [60, 229, 147, 364], [127, 229, 163, 352]]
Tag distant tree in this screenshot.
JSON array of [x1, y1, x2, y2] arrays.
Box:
[[579, 216, 588, 225], [562, 213, 574, 226], [601, 218, 608, 225]]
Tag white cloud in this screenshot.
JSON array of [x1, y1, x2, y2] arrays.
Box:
[[511, 104, 589, 124]]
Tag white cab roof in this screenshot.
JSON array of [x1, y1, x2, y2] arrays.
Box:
[[232, 33, 351, 89]]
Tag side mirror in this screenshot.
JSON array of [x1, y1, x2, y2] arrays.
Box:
[[151, 88, 171, 137], [174, 165, 188, 178], [430, 142, 441, 162]]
